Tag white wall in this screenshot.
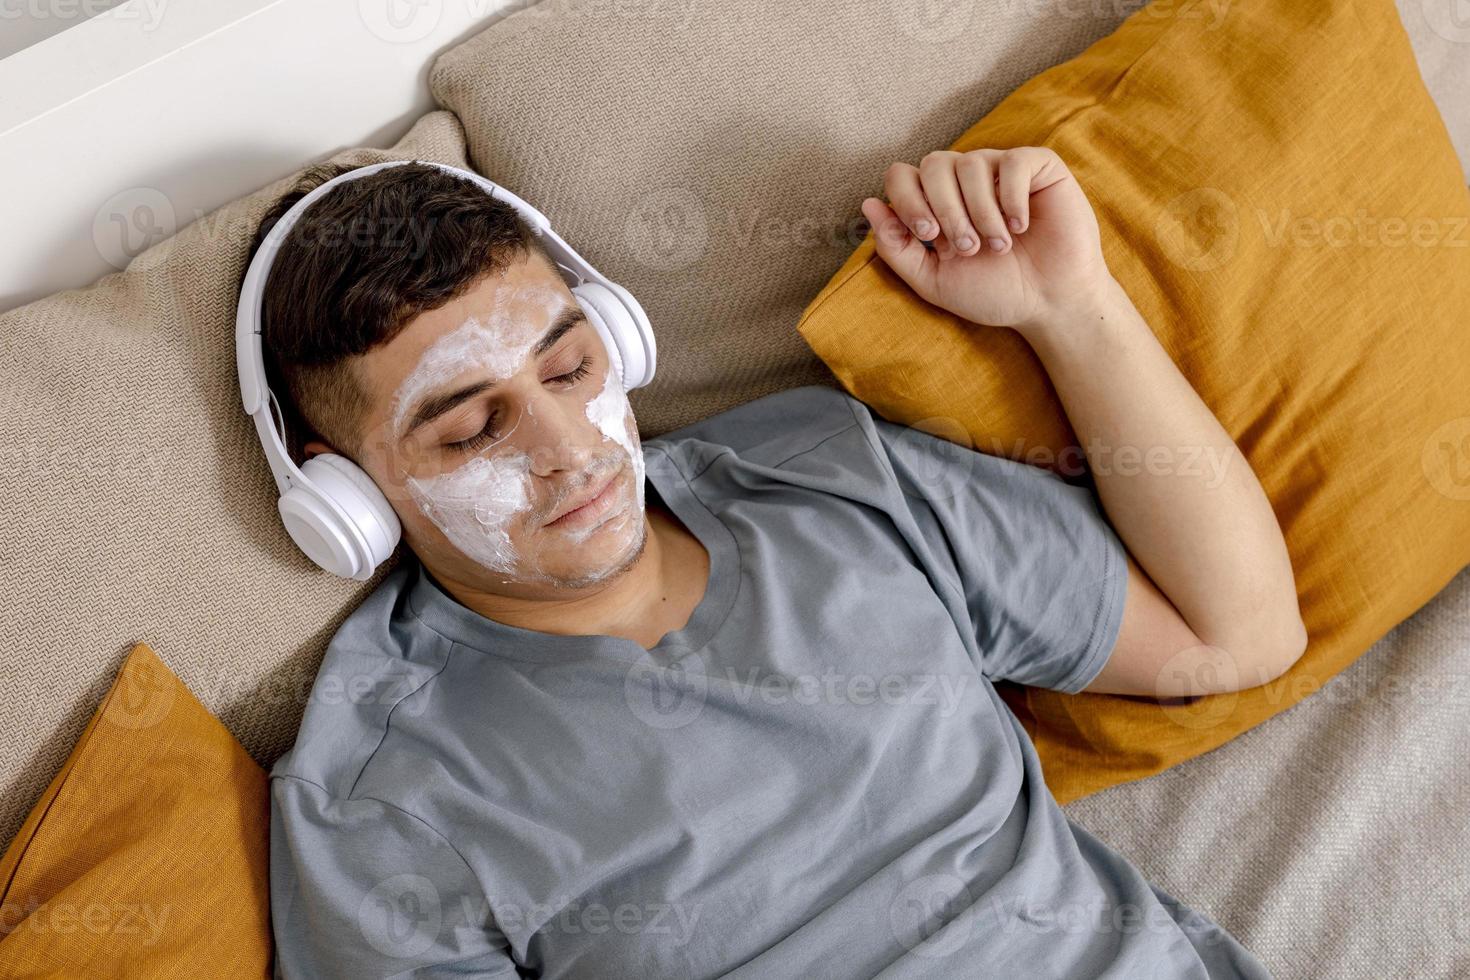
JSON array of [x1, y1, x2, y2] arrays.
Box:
[[0, 0, 520, 313]]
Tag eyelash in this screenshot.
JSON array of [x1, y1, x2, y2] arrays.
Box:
[[447, 355, 595, 454]]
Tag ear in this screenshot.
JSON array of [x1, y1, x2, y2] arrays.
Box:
[[303, 439, 337, 460]]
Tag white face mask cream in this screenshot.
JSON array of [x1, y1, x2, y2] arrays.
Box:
[[390, 282, 645, 585], [582, 367, 645, 525], [389, 283, 559, 437]]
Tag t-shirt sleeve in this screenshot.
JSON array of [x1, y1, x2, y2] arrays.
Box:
[[864, 412, 1128, 694], [270, 774, 522, 980]]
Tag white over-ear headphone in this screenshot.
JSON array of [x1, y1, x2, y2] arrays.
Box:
[[235, 159, 657, 581]]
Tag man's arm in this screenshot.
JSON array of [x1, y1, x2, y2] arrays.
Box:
[[860, 145, 1307, 697], [1019, 274, 1307, 696]]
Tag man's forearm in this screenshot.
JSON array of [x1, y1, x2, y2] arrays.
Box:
[[1018, 274, 1306, 666]]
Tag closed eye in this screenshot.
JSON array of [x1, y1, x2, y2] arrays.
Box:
[[445, 355, 596, 454]]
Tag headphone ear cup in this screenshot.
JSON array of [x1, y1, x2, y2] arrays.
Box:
[[289, 454, 401, 581], [278, 482, 365, 581], [573, 281, 654, 389]]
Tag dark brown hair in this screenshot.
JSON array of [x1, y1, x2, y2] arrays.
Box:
[[242, 159, 550, 461]]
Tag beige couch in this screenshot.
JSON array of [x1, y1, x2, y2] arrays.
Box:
[[2, 1, 1465, 975]]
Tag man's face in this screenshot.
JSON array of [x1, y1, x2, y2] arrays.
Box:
[[351, 250, 647, 592]]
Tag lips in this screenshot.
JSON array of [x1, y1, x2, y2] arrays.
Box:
[[544, 469, 620, 527]]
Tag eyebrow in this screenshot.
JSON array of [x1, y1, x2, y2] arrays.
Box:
[[402, 303, 588, 441]]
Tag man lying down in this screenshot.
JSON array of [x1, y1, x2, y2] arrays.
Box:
[[257, 148, 1305, 979]]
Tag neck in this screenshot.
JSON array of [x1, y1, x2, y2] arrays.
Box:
[[425, 506, 680, 646]]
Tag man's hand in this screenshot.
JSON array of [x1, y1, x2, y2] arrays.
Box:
[[860, 146, 1110, 332], [862, 145, 1308, 697]]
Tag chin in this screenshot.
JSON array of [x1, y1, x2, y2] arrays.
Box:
[[551, 505, 648, 589]]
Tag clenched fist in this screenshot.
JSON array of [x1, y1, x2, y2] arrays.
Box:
[[859, 146, 1112, 333]]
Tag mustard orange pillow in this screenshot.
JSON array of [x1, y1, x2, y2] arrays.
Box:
[[0, 643, 271, 975], [797, 0, 1470, 802]]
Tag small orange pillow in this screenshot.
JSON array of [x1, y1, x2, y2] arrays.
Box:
[[0, 643, 272, 975], [797, 0, 1470, 803]]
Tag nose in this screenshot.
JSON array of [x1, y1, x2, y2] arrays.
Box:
[[520, 387, 606, 480]]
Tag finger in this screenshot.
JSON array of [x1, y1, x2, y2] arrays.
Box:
[[954, 151, 1012, 253], [995, 148, 1033, 234], [882, 162, 941, 241], [918, 151, 982, 255], [927, 227, 961, 262], [861, 196, 937, 285]]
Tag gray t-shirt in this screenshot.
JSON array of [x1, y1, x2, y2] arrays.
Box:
[[269, 384, 1271, 979]]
